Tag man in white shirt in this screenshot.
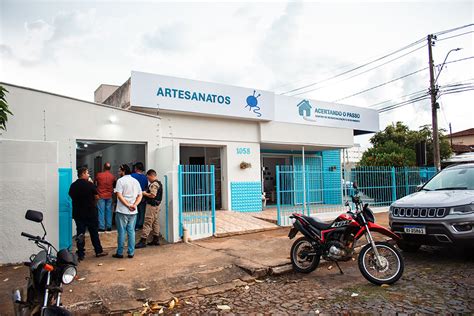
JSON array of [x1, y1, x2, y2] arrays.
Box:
[[112, 164, 142, 259]]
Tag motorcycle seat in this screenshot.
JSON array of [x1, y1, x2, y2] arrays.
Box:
[[301, 215, 333, 230]]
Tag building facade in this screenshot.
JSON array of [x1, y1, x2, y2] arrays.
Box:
[[0, 72, 379, 263]]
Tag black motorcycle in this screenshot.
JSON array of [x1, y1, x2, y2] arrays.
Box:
[[12, 210, 79, 316]]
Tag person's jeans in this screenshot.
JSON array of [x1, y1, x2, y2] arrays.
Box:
[[115, 212, 137, 256], [97, 198, 113, 230], [135, 201, 146, 229], [75, 219, 104, 258]]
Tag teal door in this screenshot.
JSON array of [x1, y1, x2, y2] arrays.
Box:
[[293, 156, 323, 205], [58, 168, 73, 250]]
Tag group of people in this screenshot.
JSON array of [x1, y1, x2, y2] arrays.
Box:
[[68, 162, 163, 260]]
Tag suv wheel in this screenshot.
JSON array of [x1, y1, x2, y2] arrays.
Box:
[[397, 240, 421, 252]]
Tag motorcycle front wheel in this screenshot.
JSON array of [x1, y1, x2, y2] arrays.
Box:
[[290, 237, 320, 273], [358, 241, 404, 285]]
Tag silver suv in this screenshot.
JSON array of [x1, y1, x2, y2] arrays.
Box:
[[389, 163, 474, 251]]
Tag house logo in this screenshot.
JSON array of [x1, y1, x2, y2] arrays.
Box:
[[297, 99, 312, 117]]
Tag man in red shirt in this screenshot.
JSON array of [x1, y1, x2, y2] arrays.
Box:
[[95, 162, 116, 231]]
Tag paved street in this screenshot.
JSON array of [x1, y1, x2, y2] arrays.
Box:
[[168, 247, 474, 315], [0, 212, 472, 315]]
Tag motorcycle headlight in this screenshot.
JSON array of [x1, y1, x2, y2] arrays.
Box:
[[450, 203, 474, 215], [62, 266, 77, 284]]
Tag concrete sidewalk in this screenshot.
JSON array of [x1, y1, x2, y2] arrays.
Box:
[[0, 212, 390, 314]]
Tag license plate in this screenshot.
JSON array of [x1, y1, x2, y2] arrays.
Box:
[[404, 226, 426, 234]]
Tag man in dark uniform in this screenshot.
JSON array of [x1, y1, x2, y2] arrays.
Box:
[[68, 167, 108, 261], [136, 169, 162, 248]]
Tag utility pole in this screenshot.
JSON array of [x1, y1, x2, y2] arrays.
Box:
[[427, 34, 441, 171], [449, 122, 453, 147]]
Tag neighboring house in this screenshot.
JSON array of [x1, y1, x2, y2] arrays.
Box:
[[450, 128, 474, 154], [297, 99, 312, 117]]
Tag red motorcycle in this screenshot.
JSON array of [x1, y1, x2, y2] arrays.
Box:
[[288, 183, 404, 285]]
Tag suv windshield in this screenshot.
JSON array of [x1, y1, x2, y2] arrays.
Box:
[[423, 167, 474, 191]]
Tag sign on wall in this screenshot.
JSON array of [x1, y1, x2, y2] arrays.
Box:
[[131, 71, 275, 121], [274, 95, 379, 133]]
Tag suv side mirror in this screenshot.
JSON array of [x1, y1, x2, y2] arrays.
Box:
[[416, 184, 423, 192], [25, 210, 43, 223]]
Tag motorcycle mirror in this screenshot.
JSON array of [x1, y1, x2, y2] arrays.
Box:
[[352, 182, 358, 189], [364, 203, 369, 209], [25, 210, 43, 223]]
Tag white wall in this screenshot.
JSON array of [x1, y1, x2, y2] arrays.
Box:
[[0, 84, 161, 261], [1, 84, 160, 172], [0, 140, 58, 264], [260, 121, 354, 148]]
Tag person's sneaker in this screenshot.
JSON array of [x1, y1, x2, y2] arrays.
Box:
[[128, 254, 134, 259], [135, 238, 147, 249], [112, 253, 123, 259], [106, 228, 112, 232], [78, 256, 85, 262], [98, 229, 105, 233], [96, 251, 108, 258]]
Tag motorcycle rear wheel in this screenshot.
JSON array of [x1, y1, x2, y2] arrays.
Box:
[[358, 241, 404, 285], [290, 237, 320, 273]]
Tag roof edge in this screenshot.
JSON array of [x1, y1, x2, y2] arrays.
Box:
[[0, 81, 160, 120]]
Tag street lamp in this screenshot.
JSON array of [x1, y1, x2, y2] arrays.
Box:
[[427, 34, 462, 171], [435, 48, 462, 84]]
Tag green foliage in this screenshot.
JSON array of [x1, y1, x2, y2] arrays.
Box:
[[360, 122, 452, 167], [0, 86, 13, 131]]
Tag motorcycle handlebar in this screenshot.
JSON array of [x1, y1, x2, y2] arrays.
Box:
[[21, 232, 52, 248], [21, 232, 39, 239]]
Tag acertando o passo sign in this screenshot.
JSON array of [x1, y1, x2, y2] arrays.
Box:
[[274, 95, 379, 133]]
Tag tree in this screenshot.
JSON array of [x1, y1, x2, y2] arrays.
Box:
[[0, 86, 13, 131], [360, 122, 452, 167]]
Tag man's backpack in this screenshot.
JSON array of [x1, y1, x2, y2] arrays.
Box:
[[147, 180, 163, 206]]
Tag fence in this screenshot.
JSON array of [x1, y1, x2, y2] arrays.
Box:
[[178, 165, 216, 239], [276, 165, 437, 226]]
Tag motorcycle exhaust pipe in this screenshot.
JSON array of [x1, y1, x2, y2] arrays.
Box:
[[294, 221, 317, 241]]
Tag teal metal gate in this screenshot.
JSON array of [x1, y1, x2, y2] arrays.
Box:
[[58, 168, 73, 249], [277, 165, 438, 226], [178, 165, 216, 239]]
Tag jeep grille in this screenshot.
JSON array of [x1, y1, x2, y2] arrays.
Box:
[[392, 207, 447, 218]]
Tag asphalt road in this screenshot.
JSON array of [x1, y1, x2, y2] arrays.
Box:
[[168, 246, 474, 315]]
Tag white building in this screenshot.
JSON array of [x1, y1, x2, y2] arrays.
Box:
[[0, 71, 378, 263]]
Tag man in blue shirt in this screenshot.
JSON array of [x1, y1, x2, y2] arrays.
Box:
[[131, 162, 148, 229]]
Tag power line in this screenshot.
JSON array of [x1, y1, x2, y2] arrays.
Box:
[[434, 23, 474, 36], [289, 43, 427, 97], [437, 30, 474, 42], [280, 36, 426, 95], [370, 78, 474, 109], [377, 87, 474, 114], [333, 68, 428, 103], [369, 89, 428, 108], [332, 56, 474, 103], [377, 95, 430, 113]]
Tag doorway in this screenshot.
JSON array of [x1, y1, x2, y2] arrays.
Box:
[[76, 141, 147, 232], [76, 141, 146, 179], [180, 146, 223, 209], [261, 156, 291, 205]]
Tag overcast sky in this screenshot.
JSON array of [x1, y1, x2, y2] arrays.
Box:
[[1, 0, 473, 147]]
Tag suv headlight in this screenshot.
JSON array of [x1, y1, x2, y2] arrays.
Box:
[[450, 203, 474, 215], [62, 266, 77, 284]]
